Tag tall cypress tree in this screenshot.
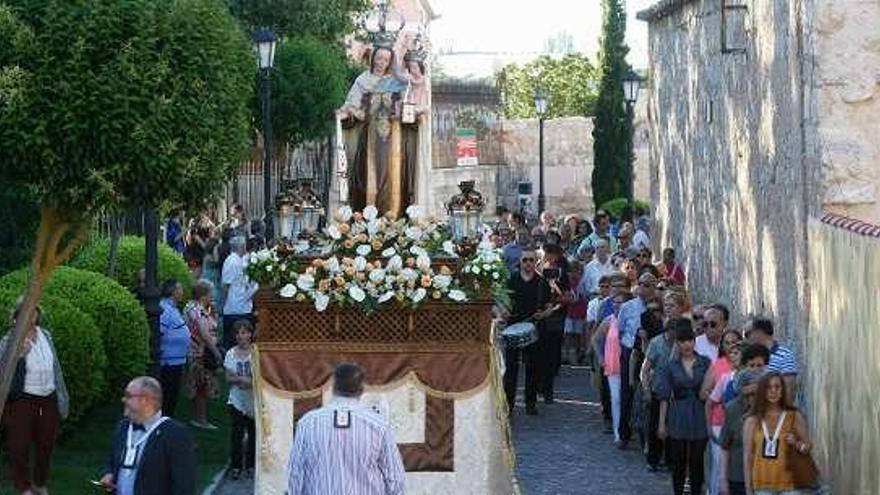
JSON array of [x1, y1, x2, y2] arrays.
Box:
[[591, 0, 632, 210]]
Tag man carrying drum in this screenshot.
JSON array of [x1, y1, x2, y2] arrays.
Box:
[[501, 246, 552, 416]]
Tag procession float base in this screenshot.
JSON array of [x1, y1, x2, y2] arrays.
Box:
[[253, 293, 517, 494]]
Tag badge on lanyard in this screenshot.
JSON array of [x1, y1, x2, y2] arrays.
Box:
[[122, 417, 168, 470], [122, 445, 140, 469], [761, 411, 787, 459], [334, 410, 351, 429]]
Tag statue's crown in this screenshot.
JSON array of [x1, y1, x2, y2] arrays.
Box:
[[364, 1, 405, 51]]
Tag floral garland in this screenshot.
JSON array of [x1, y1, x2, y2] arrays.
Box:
[[244, 206, 510, 313]]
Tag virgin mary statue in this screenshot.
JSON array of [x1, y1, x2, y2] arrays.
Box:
[[337, 40, 423, 218]]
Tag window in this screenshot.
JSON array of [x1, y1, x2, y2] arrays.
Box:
[[721, 0, 749, 53]]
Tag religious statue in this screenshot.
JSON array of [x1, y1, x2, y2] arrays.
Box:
[[336, 8, 430, 219]]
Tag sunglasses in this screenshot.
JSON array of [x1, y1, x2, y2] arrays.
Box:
[[521, 257, 536, 262]]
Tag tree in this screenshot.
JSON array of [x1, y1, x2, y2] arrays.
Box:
[[226, 0, 368, 47], [591, 0, 632, 209], [497, 54, 599, 119], [0, 0, 254, 416], [272, 36, 352, 147]]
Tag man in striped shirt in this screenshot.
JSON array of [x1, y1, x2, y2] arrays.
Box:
[[746, 317, 798, 393], [286, 363, 406, 495]]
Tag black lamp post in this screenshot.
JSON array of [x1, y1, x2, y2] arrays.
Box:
[[533, 88, 548, 215], [255, 27, 277, 240], [143, 208, 161, 377], [621, 69, 642, 216]]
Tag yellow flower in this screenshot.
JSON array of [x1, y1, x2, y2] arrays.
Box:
[[334, 276, 346, 287], [295, 293, 306, 302], [355, 273, 366, 281], [371, 239, 383, 251], [357, 233, 368, 243], [344, 267, 356, 277], [432, 290, 442, 300], [318, 279, 331, 292]]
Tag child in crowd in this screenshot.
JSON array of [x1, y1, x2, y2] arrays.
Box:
[[224, 320, 256, 480], [563, 260, 588, 364]]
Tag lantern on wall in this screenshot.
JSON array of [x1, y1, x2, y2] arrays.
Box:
[[274, 179, 298, 240], [291, 178, 324, 239], [446, 181, 484, 243]]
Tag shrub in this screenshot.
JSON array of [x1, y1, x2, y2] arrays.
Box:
[[70, 235, 193, 295], [0, 266, 150, 389], [598, 198, 651, 221], [0, 288, 107, 424]]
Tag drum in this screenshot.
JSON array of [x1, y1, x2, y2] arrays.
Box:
[[501, 321, 538, 348]]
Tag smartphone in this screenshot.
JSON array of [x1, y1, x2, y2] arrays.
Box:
[[542, 267, 561, 281]]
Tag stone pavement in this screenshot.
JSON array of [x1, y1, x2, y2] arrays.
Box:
[[512, 365, 671, 495], [213, 365, 671, 495]]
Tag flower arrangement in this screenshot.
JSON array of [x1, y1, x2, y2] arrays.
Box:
[[323, 205, 456, 259], [244, 207, 509, 313]]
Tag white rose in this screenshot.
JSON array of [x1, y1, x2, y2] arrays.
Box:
[[356, 244, 372, 256], [432, 274, 452, 290], [400, 268, 418, 281], [337, 205, 353, 222], [354, 256, 368, 272], [314, 292, 330, 312], [410, 287, 427, 303], [294, 240, 310, 253], [382, 247, 397, 258], [405, 205, 422, 219], [378, 291, 395, 303], [442, 240, 457, 257], [387, 255, 403, 272], [409, 245, 428, 257], [265, 264, 273, 272], [279, 284, 297, 298], [326, 225, 342, 240], [478, 240, 495, 251], [369, 269, 386, 284], [405, 226, 423, 241], [481, 250, 499, 263], [416, 254, 431, 271], [326, 256, 340, 273], [448, 289, 467, 302], [492, 271, 500, 280], [472, 265, 481, 275], [363, 205, 378, 221], [367, 219, 381, 235], [296, 273, 315, 291], [348, 286, 366, 302]]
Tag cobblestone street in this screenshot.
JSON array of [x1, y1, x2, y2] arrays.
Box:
[[215, 365, 671, 495], [512, 365, 670, 495]]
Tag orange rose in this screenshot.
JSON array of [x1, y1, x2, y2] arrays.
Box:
[[357, 234, 368, 243], [373, 260, 383, 269], [318, 279, 331, 292], [355, 273, 366, 281], [334, 276, 346, 287], [343, 239, 354, 249], [366, 262, 375, 271], [342, 257, 354, 266], [420, 275, 433, 288], [371, 240, 383, 251], [345, 267, 356, 277], [311, 258, 324, 268], [440, 265, 452, 275], [406, 257, 416, 267], [338, 223, 351, 234]]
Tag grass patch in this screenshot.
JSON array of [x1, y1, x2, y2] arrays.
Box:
[[1, 384, 232, 494]]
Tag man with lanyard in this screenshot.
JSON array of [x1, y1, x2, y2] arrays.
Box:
[[615, 272, 657, 447], [286, 363, 405, 495], [99, 376, 196, 494]]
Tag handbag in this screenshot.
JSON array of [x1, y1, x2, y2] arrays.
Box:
[[787, 447, 820, 489]]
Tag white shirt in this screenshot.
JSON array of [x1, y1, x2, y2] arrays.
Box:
[[224, 347, 254, 417], [695, 334, 719, 362], [287, 396, 405, 495], [578, 258, 615, 295], [222, 252, 257, 315], [586, 296, 603, 324], [633, 230, 650, 251], [24, 328, 56, 396]]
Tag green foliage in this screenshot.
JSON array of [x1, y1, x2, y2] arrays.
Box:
[[226, 0, 369, 43], [0, 184, 39, 275], [70, 236, 193, 295], [497, 54, 599, 118], [272, 36, 352, 145], [0, 266, 149, 390], [591, 0, 633, 209], [0, 288, 107, 424], [0, 0, 255, 215], [599, 198, 651, 220]]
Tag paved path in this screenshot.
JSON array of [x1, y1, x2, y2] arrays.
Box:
[[214, 366, 671, 495], [512, 365, 671, 495]]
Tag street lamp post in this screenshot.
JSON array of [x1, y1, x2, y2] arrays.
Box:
[[533, 88, 548, 215], [255, 27, 277, 240], [621, 69, 642, 218]]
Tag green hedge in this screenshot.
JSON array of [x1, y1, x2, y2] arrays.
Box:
[[0, 289, 107, 424], [599, 198, 651, 220], [70, 235, 193, 295], [0, 266, 150, 390]]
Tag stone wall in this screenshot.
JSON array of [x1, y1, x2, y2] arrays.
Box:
[[639, 0, 818, 339], [427, 108, 651, 218], [813, 0, 880, 222]]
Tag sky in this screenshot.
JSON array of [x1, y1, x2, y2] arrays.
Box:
[[429, 0, 654, 76]]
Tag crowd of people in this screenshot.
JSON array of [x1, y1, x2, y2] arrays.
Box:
[[494, 206, 820, 495], [0, 202, 822, 494]]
